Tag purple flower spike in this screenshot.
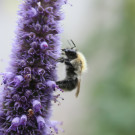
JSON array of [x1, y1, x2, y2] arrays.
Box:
[[33, 100, 42, 112], [20, 115, 27, 126], [0, 0, 66, 134], [37, 116, 45, 130]]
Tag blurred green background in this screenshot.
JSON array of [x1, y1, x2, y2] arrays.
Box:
[[0, 0, 135, 135]]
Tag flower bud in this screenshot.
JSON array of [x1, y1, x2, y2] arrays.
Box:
[[10, 117, 20, 131], [40, 41, 48, 50], [47, 81, 56, 90], [33, 100, 42, 112], [37, 116, 45, 130], [20, 115, 27, 126], [11, 75, 23, 87]]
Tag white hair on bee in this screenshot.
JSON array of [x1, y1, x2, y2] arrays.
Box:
[[77, 51, 87, 72]]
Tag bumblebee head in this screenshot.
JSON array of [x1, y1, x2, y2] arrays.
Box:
[[62, 40, 77, 60], [62, 48, 77, 60]]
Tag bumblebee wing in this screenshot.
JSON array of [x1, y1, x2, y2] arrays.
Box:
[[75, 78, 81, 97]]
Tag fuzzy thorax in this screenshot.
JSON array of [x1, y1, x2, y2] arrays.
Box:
[[77, 51, 87, 73]]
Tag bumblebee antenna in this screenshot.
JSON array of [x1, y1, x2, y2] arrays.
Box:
[[70, 39, 76, 49], [67, 40, 72, 47]]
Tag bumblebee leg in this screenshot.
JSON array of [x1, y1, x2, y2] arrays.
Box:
[[56, 78, 78, 91], [56, 57, 65, 63], [56, 58, 70, 64]]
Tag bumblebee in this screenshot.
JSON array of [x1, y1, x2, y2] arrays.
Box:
[[56, 40, 87, 97]]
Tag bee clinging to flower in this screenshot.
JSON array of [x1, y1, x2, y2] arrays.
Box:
[[56, 40, 87, 97]]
